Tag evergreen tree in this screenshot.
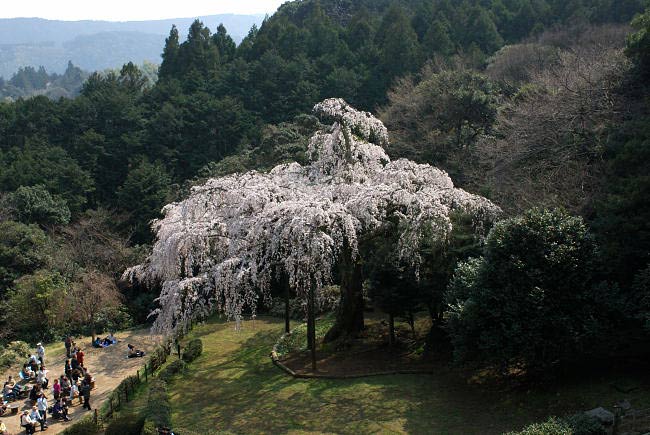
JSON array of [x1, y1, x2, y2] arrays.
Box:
[[159, 25, 180, 79], [213, 24, 237, 63]]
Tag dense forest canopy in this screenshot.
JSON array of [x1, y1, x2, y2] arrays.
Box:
[[0, 0, 648, 383]]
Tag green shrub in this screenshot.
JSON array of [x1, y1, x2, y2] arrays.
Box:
[[61, 415, 100, 435], [141, 419, 157, 435], [147, 345, 169, 372], [182, 338, 203, 363], [105, 412, 145, 435], [158, 359, 185, 381], [0, 340, 30, 369], [564, 413, 606, 435], [144, 380, 171, 428], [506, 417, 572, 435], [445, 209, 609, 372]]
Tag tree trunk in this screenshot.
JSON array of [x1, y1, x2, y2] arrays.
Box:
[[284, 274, 291, 334], [324, 247, 364, 343], [91, 317, 96, 344], [307, 285, 316, 371], [388, 312, 395, 346]]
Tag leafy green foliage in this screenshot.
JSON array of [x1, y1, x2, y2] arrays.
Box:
[[60, 414, 101, 435], [104, 412, 145, 435], [4, 270, 68, 340], [381, 69, 498, 183], [0, 340, 30, 370], [506, 417, 572, 435], [508, 413, 605, 435], [7, 184, 71, 226], [632, 264, 650, 333], [0, 220, 50, 295], [117, 159, 172, 243], [143, 380, 171, 429], [0, 143, 94, 214], [182, 338, 203, 363], [626, 7, 650, 77], [158, 359, 186, 382], [445, 209, 609, 371]]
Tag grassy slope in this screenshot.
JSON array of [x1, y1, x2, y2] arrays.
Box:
[[168, 317, 650, 435]]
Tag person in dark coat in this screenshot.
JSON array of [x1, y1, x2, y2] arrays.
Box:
[[80, 381, 91, 410]]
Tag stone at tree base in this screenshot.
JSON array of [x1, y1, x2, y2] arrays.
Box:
[[617, 399, 632, 411], [584, 407, 615, 425]]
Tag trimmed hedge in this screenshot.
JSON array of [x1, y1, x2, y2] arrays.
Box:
[[158, 359, 186, 382], [60, 415, 101, 435], [142, 379, 171, 431], [182, 338, 203, 363], [105, 413, 145, 435]]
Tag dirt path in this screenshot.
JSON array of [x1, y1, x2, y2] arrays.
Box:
[[1, 328, 160, 435]]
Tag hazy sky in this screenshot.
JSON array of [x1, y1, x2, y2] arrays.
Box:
[[0, 0, 286, 21]]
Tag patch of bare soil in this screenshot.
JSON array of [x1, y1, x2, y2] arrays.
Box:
[[281, 321, 438, 377], [1, 328, 160, 435]]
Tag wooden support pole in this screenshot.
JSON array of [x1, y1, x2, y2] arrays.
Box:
[[284, 274, 291, 334], [308, 281, 317, 371]]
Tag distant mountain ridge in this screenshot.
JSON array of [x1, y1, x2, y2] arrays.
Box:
[[0, 14, 265, 77]]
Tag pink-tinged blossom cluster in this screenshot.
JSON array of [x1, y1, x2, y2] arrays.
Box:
[[124, 98, 501, 334]]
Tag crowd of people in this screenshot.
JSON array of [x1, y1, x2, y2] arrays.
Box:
[[2, 337, 97, 433], [0, 334, 155, 434]]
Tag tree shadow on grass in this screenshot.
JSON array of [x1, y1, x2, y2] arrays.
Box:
[[170, 317, 650, 434]]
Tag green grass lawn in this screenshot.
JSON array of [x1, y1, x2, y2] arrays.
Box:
[[167, 316, 650, 434]]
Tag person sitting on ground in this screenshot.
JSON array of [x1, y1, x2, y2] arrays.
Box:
[[22, 363, 35, 380], [158, 426, 176, 435], [30, 405, 45, 432], [127, 343, 145, 358], [20, 410, 36, 435], [52, 398, 71, 421], [0, 402, 8, 416], [2, 381, 15, 401], [36, 365, 48, 389], [93, 337, 103, 348], [29, 355, 39, 372]]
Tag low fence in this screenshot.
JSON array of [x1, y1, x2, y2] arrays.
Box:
[[62, 339, 174, 433], [100, 341, 171, 422]]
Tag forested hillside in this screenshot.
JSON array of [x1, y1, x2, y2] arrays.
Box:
[[0, 0, 648, 378]]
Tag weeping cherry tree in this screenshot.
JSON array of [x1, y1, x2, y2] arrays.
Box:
[[124, 98, 500, 360]]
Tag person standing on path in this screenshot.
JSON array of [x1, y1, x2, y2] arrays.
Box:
[[76, 348, 85, 368], [64, 336, 72, 358], [36, 343, 45, 365], [81, 381, 91, 411], [36, 392, 48, 428]]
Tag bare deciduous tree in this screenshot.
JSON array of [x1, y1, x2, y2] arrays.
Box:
[[69, 269, 123, 342]]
